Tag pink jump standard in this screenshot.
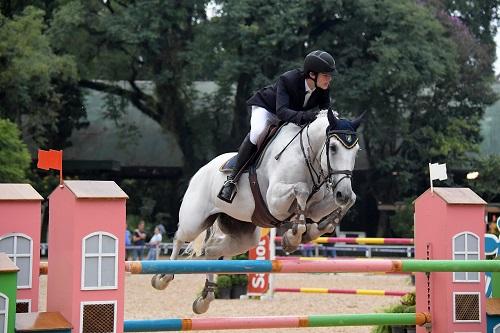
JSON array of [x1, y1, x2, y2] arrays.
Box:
[[0, 184, 43, 312], [47, 181, 128, 333], [415, 187, 486, 333]]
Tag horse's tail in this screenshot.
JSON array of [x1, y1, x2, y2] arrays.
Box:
[[184, 229, 207, 258]]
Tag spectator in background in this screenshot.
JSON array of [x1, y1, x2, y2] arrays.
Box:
[[132, 220, 147, 260], [125, 228, 132, 260], [488, 214, 499, 237], [300, 243, 314, 257], [324, 244, 337, 258], [147, 226, 163, 260]]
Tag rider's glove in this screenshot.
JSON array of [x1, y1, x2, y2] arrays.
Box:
[[300, 111, 318, 124]]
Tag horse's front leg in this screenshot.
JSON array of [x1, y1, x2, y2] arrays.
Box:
[[301, 208, 341, 244], [301, 192, 356, 243], [268, 182, 310, 253]]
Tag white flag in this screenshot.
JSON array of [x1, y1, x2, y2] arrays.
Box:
[[429, 162, 447, 181]]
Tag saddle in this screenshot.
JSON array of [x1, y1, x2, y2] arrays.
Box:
[[219, 124, 281, 173], [219, 124, 284, 228]]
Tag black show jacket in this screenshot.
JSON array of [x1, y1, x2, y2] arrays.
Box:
[[247, 69, 331, 125]]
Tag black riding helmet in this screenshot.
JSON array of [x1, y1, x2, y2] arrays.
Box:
[[303, 50, 336, 77]]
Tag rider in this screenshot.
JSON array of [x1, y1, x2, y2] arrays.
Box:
[[218, 50, 336, 203]]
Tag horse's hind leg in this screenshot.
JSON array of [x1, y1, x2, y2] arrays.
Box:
[[151, 238, 184, 290], [204, 216, 261, 258], [151, 214, 217, 291], [192, 231, 220, 315], [192, 219, 260, 314], [192, 271, 217, 314]]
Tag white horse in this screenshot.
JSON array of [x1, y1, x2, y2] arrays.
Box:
[[152, 109, 362, 313]]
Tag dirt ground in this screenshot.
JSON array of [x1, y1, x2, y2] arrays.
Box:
[[38, 270, 414, 333]]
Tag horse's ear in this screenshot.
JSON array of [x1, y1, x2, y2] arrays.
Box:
[[351, 111, 367, 131], [327, 108, 337, 128]]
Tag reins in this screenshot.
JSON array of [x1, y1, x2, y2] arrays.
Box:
[[301, 124, 356, 203], [273, 118, 357, 204], [274, 123, 306, 161]]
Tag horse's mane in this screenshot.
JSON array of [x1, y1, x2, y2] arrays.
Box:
[[316, 109, 339, 119], [317, 109, 329, 118]]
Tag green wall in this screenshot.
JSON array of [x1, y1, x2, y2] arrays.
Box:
[[0, 271, 17, 333]]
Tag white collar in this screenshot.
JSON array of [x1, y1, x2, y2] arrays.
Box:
[[305, 80, 315, 94]]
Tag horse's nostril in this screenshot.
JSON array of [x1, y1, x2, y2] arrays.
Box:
[[336, 191, 349, 204]]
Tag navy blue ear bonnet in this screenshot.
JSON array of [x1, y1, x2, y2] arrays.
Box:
[[326, 110, 364, 149]]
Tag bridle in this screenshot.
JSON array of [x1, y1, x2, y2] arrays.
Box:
[[300, 123, 358, 202]]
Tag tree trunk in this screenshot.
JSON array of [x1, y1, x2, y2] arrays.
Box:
[[375, 209, 389, 237], [229, 73, 252, 150], [156, 82, 199, 174]]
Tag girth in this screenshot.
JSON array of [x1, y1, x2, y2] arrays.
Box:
[[249, 166, 282, 228]]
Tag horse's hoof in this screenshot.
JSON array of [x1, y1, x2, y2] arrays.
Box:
[[282, 231, 300, 253], [192, 294, 214, 314], [319, 216, 336, 229], [291, 223, 306, 236], [301, 223, 320, 243], [151, 274, 174, 290], [323, 223, 336, 233]]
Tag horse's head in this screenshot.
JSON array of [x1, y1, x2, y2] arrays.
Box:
[[320, 109, 364, 208]]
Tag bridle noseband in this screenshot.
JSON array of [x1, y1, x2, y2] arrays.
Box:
[[300, 124, 358, 202]]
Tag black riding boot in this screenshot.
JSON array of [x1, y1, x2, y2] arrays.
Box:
[[217, 135, 257, 203]]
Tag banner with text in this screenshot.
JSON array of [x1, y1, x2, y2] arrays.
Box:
[[247, 229, 272, 295]]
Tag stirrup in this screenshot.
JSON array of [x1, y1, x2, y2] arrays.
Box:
[[223, 178, 237, 186], [217, 179, 238, 203]]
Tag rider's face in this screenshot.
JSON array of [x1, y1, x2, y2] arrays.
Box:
[[316, 73, 332, 89]]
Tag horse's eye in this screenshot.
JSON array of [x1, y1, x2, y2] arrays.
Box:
[[330, 144, 337, 154]]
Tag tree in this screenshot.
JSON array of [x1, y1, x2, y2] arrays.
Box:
[[305, 0, 496, 234], [191, 0, 498, 235], [0, 118, 31, 182], [193, 0, 312, 151], [10, 0, 494, 238], [466, 155, 500, 202], [0, 6, 87, 149], [48, 0, 209, 171], [443, 0, 499, 46]]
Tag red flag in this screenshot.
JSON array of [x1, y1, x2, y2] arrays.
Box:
[[37, 149, 62, 170], [38, 149, 63, 185]]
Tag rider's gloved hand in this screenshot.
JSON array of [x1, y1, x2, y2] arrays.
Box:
[[300, 111, 318, 124]]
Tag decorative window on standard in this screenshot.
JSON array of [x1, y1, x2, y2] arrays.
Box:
[[82, 233, 118, 290], [0, 293, 8, 333], [0, 234, 32, 288], [453, 232, 480, 282]]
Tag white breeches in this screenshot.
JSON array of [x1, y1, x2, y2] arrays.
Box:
[[249, 106, 279, 145]]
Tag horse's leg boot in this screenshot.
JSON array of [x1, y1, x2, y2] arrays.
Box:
[[218, 135, 256, 203]]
